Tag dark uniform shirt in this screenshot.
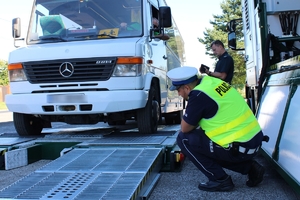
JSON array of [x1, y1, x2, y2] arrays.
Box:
[[215, 51, 234, 84]]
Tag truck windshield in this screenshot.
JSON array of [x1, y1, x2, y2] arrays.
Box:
[[27, 0, 143, 44]]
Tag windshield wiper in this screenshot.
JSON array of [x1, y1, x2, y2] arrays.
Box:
[[39, 35, 68, 42], [74, 33, 117, 39]]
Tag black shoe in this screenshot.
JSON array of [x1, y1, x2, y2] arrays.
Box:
[[246, 160, 265, 187], [198, 175, 234, 192]]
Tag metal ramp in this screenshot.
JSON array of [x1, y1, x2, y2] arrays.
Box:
[[0, 147, 163, 200]]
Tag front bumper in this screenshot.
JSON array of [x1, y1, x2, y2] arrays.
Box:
[[5, 90, 148, 115]]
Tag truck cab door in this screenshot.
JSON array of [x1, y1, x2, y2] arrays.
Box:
[[150, 38, 168, 106]]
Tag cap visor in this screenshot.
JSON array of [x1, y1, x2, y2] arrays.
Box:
[[169, 85, 178, 91]]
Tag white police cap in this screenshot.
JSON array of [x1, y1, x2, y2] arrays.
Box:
[[167, 66, 199, 91]]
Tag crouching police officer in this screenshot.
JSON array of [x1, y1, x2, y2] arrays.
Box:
[[167, 66, 267, 192]]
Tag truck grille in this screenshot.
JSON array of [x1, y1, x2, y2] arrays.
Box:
[[24, 57, 117, 84]]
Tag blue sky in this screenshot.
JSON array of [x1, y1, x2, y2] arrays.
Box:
[[166, 0, 223, 67], [0, 0, 223, 67], [0, 0, 32, 61]]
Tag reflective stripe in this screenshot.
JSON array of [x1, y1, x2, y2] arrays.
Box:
[[239, 146, 246, 153], [238, 146, 259, 154], [216, 120, 261, 146], [206, 109, 253, 138], [247, 147, 258, 154]]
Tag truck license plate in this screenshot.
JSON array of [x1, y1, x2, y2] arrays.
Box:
[[47, 94, 87, 103]]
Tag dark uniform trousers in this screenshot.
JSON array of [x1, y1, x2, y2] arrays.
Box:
[[177, 128, 264, 181]]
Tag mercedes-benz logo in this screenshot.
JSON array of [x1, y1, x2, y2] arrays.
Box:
[[59, 62, 74, 78]]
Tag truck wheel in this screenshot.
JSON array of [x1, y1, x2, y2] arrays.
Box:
[[137, 86, 160, 134], [13, 112, 44, 136]]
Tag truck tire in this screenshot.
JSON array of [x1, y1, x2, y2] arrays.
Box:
[[137, 86, 160, 134], [13, 112, 44, 136]]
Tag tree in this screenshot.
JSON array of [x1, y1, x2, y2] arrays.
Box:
[[0, 60, 9, 86], [198, 0, 245, 89]]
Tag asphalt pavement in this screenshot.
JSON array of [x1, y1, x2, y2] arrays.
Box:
[[0, 110, 300, 200]]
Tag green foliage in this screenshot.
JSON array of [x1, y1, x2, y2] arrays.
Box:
[[0, 60, 9, 86], [198, 0, 246, 87]]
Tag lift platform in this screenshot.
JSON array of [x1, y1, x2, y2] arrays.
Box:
[[0, 125, 184, 200]]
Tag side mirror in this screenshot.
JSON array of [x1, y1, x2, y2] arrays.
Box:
[[228, 32, 237, 50], [12, 18, 21, 38], [227, 18, 244, 51], [227, 21, 236, 32], [159, 6, 172, 28]]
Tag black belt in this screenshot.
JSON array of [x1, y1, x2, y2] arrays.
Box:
[[230, 142, 260, 156], [238, 146, 260, 154], [230, 134, 268, 156]]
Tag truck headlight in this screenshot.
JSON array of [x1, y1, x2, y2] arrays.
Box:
[[113, 64, 142, 76], [113, 57, 143, 77], [8, 63, 27, 82]]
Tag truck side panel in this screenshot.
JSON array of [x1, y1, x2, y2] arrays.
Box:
[[235, 0, 300, 192], [258, 66, 300, 190]]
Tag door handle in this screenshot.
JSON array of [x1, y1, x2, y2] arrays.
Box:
[[163, 55, 167, 60]]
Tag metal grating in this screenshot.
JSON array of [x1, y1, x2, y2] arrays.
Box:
[[0, 172, 54, 199], [41, 172, 99, 199], [74, 172, 145, 200], [90, 135, 168, 145], [0, 148, 162, 200]]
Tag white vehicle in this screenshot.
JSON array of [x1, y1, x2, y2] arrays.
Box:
[[228, 0, 300, 192], [6, 0, 185, 136]]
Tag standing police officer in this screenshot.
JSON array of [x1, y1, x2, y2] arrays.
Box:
[[167, 66, 266, 192], [200, 40, 234, 84]]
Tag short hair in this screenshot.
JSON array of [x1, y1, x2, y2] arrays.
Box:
[[210, 40, 224, 48], [187, 79, 199, 88]]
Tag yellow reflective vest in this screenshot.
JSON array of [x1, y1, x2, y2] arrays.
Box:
[[194, 76, 261, 147]]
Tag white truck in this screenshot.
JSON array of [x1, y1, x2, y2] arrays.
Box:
[[228, 0, 300, 192], [6, 0, 185, 136]]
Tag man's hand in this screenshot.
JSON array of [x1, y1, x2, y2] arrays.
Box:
[[199, 64, 209, 74]]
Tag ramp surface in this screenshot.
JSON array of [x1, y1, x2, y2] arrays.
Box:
[[0, 148, 163, 200]]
